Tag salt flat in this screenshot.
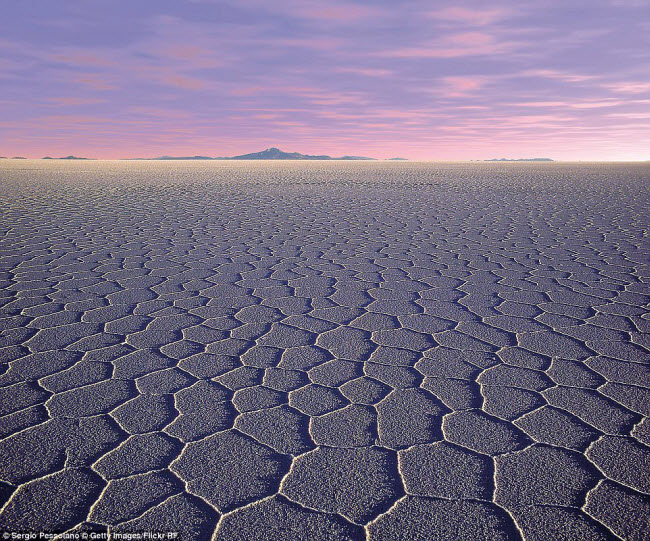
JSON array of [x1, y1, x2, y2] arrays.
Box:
[[0, 160, 648, 540]]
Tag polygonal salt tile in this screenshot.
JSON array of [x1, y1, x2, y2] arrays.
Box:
[[214, 366, 264, 390], [310, 404, 376, 447], [398, 314, 455, 334], [256, 323, 315, 348], [0, 468, 104, 532], [115, 492, 219, 540], [89, 471, 183, 524], [477, 364, 551, 391], [511, 505, 612, 541], [288, 384, 348, 416], [281, 446, 403, 524], [442, 410, 530, 455], [399, 441, 493, 499], [481, 386, 545, 420], [159, 339, 204, 359], [599, 382, 650, 416], [104, 315, 151, 334], [46, 379, 134, 418], [241, 345, 283, 368], [0, 405, 49, 439], [125, 329, 180, 349], [421, 377, 482, 411], [235, 405, 313, 454], [177, 352, 239, 378], [364, 362, 422, 388], [316, 326, 374, 360], [215, 495, 363, 541], [0, 382, 50, 416], [369, 346, 420, 367], [112, 394, 177, 433], [542, 386, 640, 434], [340, 377, 390, 405], [308, 359, 363, 387], [368, 497, 519, 541], [518, 331, 593, 360], [135, 367, 195, 394], [586, 436, 650, 493], [372, 328, 434, 352], [583, 480, 650, 541], [262, 367, 309, 392], [93, 433, 181, 479], [112, 349, 176, 379], [171, 429, 288, 512], [495, 444, 600, 509], [233, 385, 286, 412], [39, 361, 112, 393], [278, 346, 330, 370], [377, 389, 446, 449], [546, 358, 605, 388], [24, 323, 102, 351]]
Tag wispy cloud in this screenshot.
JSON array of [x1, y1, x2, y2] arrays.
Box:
[[379, 32, 517, 59], [429, 7, 511, 26]]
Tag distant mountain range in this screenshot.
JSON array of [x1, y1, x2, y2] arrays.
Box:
[[138, 148, 377, 161], [388, 157, 408, 161], [484, 158, 554, 162], [42, 156, 90, 160]]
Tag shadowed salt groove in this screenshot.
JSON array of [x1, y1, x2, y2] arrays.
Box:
[[0, 160, 649, 540]]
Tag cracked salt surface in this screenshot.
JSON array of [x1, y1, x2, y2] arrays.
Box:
[[0, 160, 648, 540]]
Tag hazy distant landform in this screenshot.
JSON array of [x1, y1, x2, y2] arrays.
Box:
[[0, 160, 648, 540], [137, 147, 377, 161], [42, 156, 89, 160], [2, 151, 561, 162]]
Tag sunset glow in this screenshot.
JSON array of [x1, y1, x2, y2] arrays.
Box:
[[2, 1, 649, 160]]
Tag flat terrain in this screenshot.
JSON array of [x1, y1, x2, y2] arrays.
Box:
[[0, 160, 648, 540]]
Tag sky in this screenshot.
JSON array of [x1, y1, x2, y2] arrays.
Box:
[[1, 0, 649, 160]]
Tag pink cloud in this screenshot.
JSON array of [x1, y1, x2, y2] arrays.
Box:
[[158, 44, 222, 69], [50, 52, 115, 67], [441, 76, 486, 97], [74, 75, 116, 91], [429, 7, 510, 26], [276, 38, 345, 50], [230, 86, 266, 97], [514, 99, 624, 109], [522, 69, 596, 83], [159, 74, 206, 90], [605, 81, 650, 94], [47, 97, 105, 106], [292, 2, 381, 21], [335, 67, 391, 77], [379, 32, 514, 59]]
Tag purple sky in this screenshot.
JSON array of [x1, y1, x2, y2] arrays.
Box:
[[2, 0, 649, 160]]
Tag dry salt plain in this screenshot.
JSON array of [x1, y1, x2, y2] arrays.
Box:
[[0, 159, 648, 541]]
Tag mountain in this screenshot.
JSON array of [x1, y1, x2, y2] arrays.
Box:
[[484, 158, 554, 162], [230, 148, 376, 160], [40, 156, 90, 160], [388, 157, 408, 160], [138, 148, 377, 160], [231, 147, 328, 160]]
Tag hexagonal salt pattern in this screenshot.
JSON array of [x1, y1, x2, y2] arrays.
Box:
[[0, 160, 648, 540]]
